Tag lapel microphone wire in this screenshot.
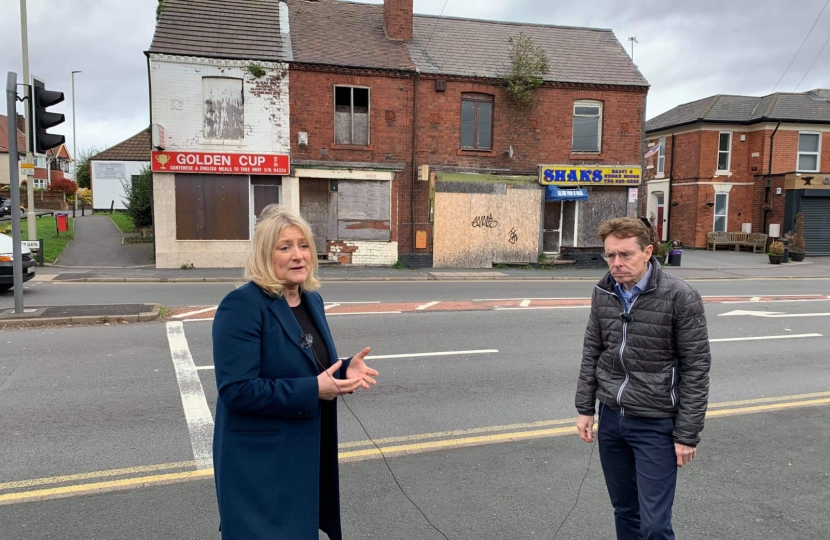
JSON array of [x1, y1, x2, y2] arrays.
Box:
[[302, 334, 451, 540]]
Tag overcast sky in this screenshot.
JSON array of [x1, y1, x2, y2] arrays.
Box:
[[2, 0, 828, 157]]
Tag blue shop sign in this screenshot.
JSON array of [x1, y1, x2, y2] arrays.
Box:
[[545, 185, 589, 202]]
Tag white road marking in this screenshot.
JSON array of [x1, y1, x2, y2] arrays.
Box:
[[326, 311, 402, 316], [172, 306, 218, 319], [474, 297, 588, 301], [416, 301, 441, 310], [720, 310, 830, 318], [324, 303, 341, 311], [495, 306, 591, 311], [750, 296, 761, 302], [711, 333, 823, 343], [366, 349, 499, 360], [325, 301, 382, 304], [196, 365, 215, 370], [519, 300, 531, 307], [183, 318, 215, 323], [166, 321, 214, 470]]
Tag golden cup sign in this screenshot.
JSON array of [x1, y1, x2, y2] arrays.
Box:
[[155, 153, 170, 170]]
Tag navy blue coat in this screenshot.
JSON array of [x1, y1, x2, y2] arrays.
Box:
[[212, 282, 350, 540]]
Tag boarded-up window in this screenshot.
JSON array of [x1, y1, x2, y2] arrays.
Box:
[[203, 78, 244, 140], [336, 181, 390, 241], [334, 86, 370, 145], [252, 176, 281, 220], [176, 174, 249, 240]]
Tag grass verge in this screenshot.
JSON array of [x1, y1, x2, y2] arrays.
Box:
[[109, 212, 135, 233], [5, 216, 75, 263]]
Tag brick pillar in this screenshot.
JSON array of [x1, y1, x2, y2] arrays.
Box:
[[384, 0, 413, 42]]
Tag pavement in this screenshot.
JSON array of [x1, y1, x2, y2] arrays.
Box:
[[4, 209, 828, 327]]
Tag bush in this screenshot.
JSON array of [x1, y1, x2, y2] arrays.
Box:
[[122, 166, 153, 228], [768, 241, 784, 256], [74, 147, 98, 190], [48, 178, 78, 196]]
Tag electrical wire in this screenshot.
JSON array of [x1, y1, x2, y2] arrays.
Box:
[[310, 342, 451, 540], [423, 0, 451, 52], [794, 31, 830, 91], [771, 0, 830, 93]]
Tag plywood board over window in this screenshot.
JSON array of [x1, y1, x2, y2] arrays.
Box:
[[175, 174, 249, 240], [337, 181, 391, 241], [203, 77, 243, 140]]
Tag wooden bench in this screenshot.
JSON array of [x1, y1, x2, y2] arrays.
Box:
[[707, 232, 767, 253]]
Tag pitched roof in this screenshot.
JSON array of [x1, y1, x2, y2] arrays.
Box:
[[408, 15, 647, 86], [285, 0, 647, 86], [0, 114, 26, 154], [91, 129, 151, 162], [286, 0, 412, 69], [148, 0, 291, 61], [47, 144, 72, 160], [647, 90, 830, 133]]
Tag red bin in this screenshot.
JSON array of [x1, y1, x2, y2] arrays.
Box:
[[56, 212, 69, 233]]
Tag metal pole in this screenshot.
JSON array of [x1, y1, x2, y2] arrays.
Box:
[[72, 70, 80, 218], [21, 0, 36, 241], [7, 72, 24, 314]]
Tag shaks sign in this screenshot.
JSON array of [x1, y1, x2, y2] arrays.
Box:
[[540, 165, 642, 186], [151, 151, 290, 175]]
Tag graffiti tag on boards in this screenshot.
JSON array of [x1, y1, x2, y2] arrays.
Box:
[[471, 214, 499, 228], [508, 228, 518, 244]]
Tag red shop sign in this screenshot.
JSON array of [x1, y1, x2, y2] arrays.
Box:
[[151, 151, 290, 175]]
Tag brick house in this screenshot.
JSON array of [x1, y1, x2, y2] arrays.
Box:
[[286, 0, 648, 267], [645, 90, 830, 255], [1, 114, 72, 189]]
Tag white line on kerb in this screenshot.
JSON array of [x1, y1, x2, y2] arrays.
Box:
[[173, 306, 218, 319], [711, 333, 823, 343], [183, 317, 215, 323], [166, 321, 214, 470], [193, 349, 500, 371], [416, 301, 440, 310], [519, 300, 531, 307]]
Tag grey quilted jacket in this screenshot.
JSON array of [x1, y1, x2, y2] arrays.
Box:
[[575, 260, 711, 447]]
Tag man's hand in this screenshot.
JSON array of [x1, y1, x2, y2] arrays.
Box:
[[577, 414, 595, 443], [675, 443, 696, 467]]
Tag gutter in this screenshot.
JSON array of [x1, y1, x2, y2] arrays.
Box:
[[411, 69, 420, 254], [762, 121, 781, 235], [666, 133, 676, 240]]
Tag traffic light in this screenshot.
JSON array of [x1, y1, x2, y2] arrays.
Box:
[[30, 77, 65, 155]]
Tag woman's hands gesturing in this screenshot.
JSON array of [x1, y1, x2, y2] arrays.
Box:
[[317, 348, 378, 400]]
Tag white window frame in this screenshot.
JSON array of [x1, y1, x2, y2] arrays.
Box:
[[333, 85, 371, 146], [657, 137, 666, 175], [717, 131, 731, 172], [797, 131, 821, 172], [33, 178, 47, 190], [713, 192, 728, 232], [572, 100, 603, 153]]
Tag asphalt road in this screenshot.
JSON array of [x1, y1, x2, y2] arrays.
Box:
[[1, 282, 829, 539]]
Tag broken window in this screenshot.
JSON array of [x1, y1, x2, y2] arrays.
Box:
[[334, 86, 370, 145], [203, 78, 244, 140], [460, 93, 494, 150]]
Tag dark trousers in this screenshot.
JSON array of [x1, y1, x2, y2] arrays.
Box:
[[598, 404, 678, 540]]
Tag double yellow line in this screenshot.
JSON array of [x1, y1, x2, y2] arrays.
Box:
[[2, 391, 829, 506]]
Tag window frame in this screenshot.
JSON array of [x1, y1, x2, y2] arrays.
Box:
[[657, 137, 666, 175], [713, 192, 729, 232], [333, 85, 371, 146], [460, 93, 495, 151], [717, 131, 732, 172], [797, 131, 821, 172], [572, 100, 603, 153]]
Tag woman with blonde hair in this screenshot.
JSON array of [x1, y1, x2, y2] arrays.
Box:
[[212, 204, 378, 540]]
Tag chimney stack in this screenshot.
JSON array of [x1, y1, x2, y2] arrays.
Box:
[[16, 114, 26, 134], [384, 0, 413, 42]]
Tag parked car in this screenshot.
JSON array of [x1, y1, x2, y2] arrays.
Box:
[[0, 197, 25, 217], [0, 233, 36, 292]]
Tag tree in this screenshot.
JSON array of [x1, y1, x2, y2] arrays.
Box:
[[48, 178, 78, 196], [74, 146, 99, 190], [122, 166, 153, 228], [506, 33, 550, 113]]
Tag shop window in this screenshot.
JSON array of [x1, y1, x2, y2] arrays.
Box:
[[713, 192, 728, 232], [717, 132, 731, 171], [657, 137, 666, 174], [335, 180, 391, 241], [460, 93, 494, 150], [572, 101, 602, 152], [175, 174, 249, 240], [797, 132, 820, 172], [334, 86, 370, 145], [203, 77, 244, 140]]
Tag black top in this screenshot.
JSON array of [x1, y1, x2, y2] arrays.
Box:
[[291, 299, 331, 371]]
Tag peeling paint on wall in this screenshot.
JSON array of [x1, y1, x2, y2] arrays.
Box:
[[203, 77, 244, 140]]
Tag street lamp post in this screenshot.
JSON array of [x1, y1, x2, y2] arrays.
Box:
[[71, 70, 81, 218]]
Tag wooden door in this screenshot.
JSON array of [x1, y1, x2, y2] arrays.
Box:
[[300, 180, 330, 254], [657, 206, 664, 241]]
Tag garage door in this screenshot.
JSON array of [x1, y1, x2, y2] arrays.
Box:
[[802, 198, 830, 256]]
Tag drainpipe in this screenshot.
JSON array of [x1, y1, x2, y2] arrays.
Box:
[[410, 69, 419, 255], [763, 122, 781, 235], [665, 133, 675, 241]]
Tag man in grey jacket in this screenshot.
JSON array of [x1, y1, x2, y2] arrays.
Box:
[[575, 217, 711, 540]]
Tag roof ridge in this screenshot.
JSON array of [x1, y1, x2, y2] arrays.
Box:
[[413, 12, 614, 33], [762, 93, 780, 119], [698, 95, 721, 120]]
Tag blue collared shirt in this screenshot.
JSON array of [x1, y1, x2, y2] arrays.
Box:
[[613, 263, 653, 312]]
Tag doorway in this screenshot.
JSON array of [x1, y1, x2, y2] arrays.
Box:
[[655, 192, 665, 241], [300, 179, 331, 254]]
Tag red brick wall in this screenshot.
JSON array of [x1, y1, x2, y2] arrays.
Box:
[[383, 0, 413, 41]]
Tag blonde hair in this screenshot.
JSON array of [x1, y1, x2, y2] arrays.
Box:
[[245, 204, 320, 296]]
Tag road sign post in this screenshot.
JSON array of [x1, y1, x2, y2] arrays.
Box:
[[6, 71, 24, 314]]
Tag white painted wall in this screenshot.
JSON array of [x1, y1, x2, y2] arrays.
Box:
[[91, 160, 149, 210], [149, 54, 290, 268]]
